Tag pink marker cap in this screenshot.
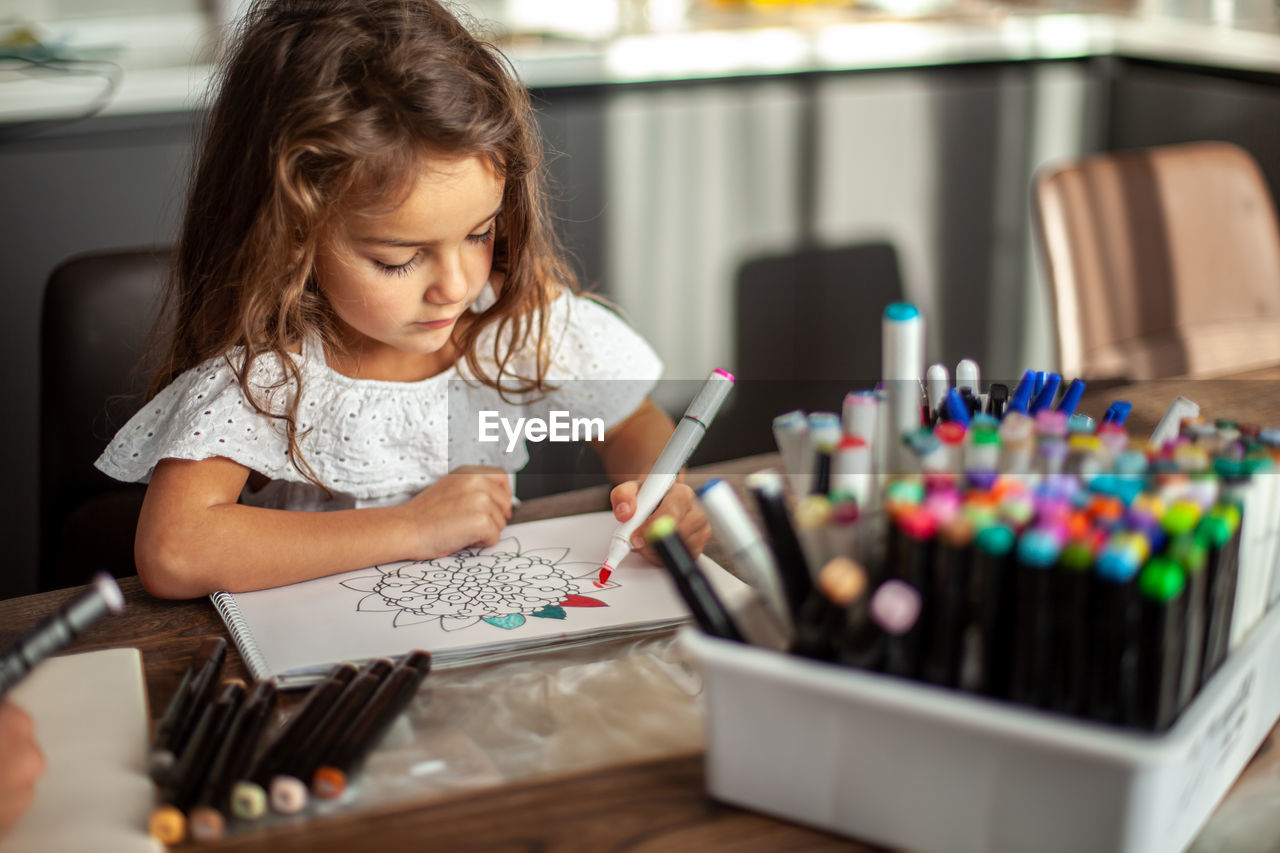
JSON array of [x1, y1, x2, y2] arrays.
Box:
[[713, 368, 735, 382]]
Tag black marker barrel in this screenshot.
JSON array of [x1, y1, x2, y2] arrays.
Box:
[[231, 663, 359, 821], [1049, 534, 1095, 716], [921, 516, 973, 688], [886, 507, 938, 678], [834, 578, 883, 671], [149, 680, 245, 846], [271, 658, 395, 814], [149, 636, 227, 783], [811, 442, 833, 496], [313, 651, 433, 800], [871, 579, 923, 678], [1198, 507, 1241, 684], [187, 679, 279, 842], [648, 516, 743, 642], [1088, 535, 1144, 723], [747, 469, 812, 616], [1009, 525, 1063, 708], [1167, 533, 1208, 710], [0, 573, 125, 697], [791, 558, 868, 661], [960, 522, 1016, 698], [1134, 557, 1186, 732]]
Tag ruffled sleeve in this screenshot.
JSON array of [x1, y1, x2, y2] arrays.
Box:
[[539, 293, 664, 430], [94, 352, 300, 484]]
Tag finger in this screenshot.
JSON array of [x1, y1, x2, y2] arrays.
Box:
[[610, 481, 639, 522], [480, 476, 513, 517]]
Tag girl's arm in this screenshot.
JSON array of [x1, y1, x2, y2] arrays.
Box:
[[593, 398, 711, 562], [135, 456, 511, 598]]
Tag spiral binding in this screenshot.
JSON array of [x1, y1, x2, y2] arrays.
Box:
[[210, 592, 271, 682]]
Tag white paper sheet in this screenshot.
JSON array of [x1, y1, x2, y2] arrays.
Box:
[[1, 648, 159, 853], [215, 511, 743, 683]]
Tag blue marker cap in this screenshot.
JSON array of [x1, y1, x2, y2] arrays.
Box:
[[1008, 369, 1036, 414], [1056, 378, 1086, 415], [772, 410, 806, 431], [808, 411, 840, 428], [1114, 449, 1148, 477], [884, 302, 920, 321], [970, 413, 999, 431], [1103, 401, 1133, 426], [1067, 413, 1095, 434], [1017, 526, 1064, 568], [1096, 546, 1141, 583], [1029, 373, 1062, 414], [943, 388, 971, 427], [1032, 371, 1047, 397], [695, 478, 723, 497]]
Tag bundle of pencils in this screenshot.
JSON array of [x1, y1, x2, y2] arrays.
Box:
[[146, 646, 431, 844], [677, 390, 1279, 735]]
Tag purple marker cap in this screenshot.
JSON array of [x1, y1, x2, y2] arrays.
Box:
[[965, 470, 998, 491], [870, 580, 922, 637]]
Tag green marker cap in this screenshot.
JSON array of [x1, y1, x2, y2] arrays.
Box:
[[1196, 514, 1232, 548], [1139, 557, 1185, 602], [1167, 533, 1207, 574], [1213, 458, 1245, 479], [971, 427, 1000, 446], [974, 523, 1016, 557], [885, 478, 925, 506], [647, 515, 678, 541], [1213, 503, 1243, 530], [1243, 455, 1273, 474], [1060, 540, 1095, 572], [1161, 502, 1200, 536]]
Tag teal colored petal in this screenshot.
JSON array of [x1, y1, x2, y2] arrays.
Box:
[[529, 605, 567, 620], [483, 613, 526, 630]]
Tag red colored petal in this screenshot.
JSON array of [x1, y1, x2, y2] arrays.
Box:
[[561, 594, 607, 608]]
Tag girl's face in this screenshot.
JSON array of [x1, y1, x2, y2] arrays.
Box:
[[314, 153, 504, 381]]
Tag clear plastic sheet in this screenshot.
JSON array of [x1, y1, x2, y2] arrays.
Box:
[[244, 631, 706, 833]]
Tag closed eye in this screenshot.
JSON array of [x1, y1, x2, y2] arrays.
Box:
[[467, 222, 496, 245], [375, 257, 419, 277]]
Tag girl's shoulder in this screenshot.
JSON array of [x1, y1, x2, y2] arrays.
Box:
[[541, 288, 663, 382]]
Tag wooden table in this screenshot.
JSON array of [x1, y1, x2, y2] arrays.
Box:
[[0, 454, 861, 851], [4, 364, 1280, 850]]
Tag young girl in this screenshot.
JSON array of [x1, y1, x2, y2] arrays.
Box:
[[95, 0, 709, 599]]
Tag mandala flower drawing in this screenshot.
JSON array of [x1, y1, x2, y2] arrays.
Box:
[[340, 538, 617, 632]]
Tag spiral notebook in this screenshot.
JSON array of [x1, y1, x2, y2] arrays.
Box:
[[212, 511, 742, 686]]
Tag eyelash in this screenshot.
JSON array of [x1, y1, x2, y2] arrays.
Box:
[[374, 223, 496, 277]]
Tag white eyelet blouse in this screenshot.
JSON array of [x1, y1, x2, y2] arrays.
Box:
[[95, 289, 662, 511]]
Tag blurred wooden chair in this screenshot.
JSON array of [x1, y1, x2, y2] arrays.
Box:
[[39, 247, 170, 591], [1033, 141, 1280, 381]]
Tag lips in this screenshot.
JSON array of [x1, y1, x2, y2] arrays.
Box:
[[417, 316, 456, 330]]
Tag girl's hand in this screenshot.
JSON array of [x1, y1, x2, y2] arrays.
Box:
[[0, 701, 43, 839], [402, 465, 512, 559], [609, 481, 711, 565]]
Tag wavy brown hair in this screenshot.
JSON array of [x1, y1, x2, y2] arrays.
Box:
[[152, 0, 577, 486]]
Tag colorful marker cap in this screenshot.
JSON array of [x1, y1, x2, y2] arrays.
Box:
[[870, 579, 922, 636], [1139, 557, 1186, 602], [647, 515, 679, 541], [1017, 526, 1064, 569], [884, 302, 920, 321], [974, 522, 1015, 557]]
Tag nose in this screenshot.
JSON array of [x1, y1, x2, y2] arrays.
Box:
[[427, 250, 470, 305]]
